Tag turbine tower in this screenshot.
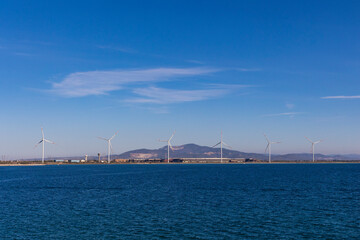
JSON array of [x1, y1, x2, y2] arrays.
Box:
[[98, 131, 118, 163], [305, 137, 322, 162], [34, 127, 55, 164], [264, 134, 280, 163], [159, 131, 175, 163], [212, 131, 231, 163]]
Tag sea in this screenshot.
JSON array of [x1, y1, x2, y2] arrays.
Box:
[[0, 164, 359, 239]]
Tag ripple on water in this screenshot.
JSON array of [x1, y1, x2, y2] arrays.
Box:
[[0, 164, 359, 239]]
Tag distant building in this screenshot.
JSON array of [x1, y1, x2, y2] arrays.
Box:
[[130, 153, 158, 159], [114, 159, 129, 163], [171, 159, 183, 163], [245, 158, 257, 162]]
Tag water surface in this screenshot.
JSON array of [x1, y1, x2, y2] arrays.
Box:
[[0, 164, 359, 239]]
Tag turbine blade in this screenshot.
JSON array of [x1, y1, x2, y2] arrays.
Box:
[[41, 127, 44, 139], [212, 142, 221, 148], [314, 140, 322, 144], [34, 140, 43, 148], [44, 139, 55, 144], [169, 131, 176, 141], [97, 137, 108, 141], [222, 142, 232, 149], [265, 143, 269, 153], [305, 136, 313, 143], [263, 133, 270, 143], [110, 131, 119, 140]]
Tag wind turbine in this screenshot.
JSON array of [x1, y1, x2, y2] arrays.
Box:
[[264, 134, 280, 163], [34, 128, 55, 164], [159, 131, 175, 163], [305, 137, 322, 162], [212, 131, 231, 163], [98, 131, 118, 163]]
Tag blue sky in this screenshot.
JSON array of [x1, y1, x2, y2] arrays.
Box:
[[0, 0, 359, 159]]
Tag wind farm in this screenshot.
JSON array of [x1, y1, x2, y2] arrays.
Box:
[[2, 1, 360, 239], [1, 129, 358, 166]]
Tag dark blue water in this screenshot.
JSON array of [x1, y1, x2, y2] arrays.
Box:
[[0, 164, 359, 239]]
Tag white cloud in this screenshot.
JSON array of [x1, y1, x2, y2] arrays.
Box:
[[207, 83, 253, 89], [13, 52, 36, 57], [235, 68, 261, 72], [263, 112, 304, 117], [322, 95, 360, 99], [50, 67, 219, 97], [186, 59, 205, 64], [126, 86, 233, 104]]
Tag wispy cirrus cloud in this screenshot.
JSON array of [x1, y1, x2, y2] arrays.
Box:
[[263, 112, 305, 117], [208, 83, 253, 89], [322, 95, 360, 99], [186, 59, 205, 64], [126, 86, 237, 104], [49, 67, 220, 97], [13, 52, 37, 57], [96, 45, 137, 54]]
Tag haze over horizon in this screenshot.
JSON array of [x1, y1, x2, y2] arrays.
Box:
[[1, 0, 359, 159]]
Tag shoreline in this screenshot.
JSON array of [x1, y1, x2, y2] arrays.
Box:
[[1, 161, 360, 166]]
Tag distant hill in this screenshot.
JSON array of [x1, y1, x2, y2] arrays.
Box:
[[113, 143, 264, 160], [111, 143, 360, 161], [14, 143, 360, 161]]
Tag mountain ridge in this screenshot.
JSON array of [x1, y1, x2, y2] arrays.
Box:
[[111, 143, 360, 161], [14, 143, 360, 161]]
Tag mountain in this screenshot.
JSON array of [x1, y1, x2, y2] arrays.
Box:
[[111, 143, 360, 161], [17, 144, 359, 162], [112, 143, 258, 159]]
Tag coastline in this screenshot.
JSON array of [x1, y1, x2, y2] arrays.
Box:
[[1, 161, 360, 166]]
